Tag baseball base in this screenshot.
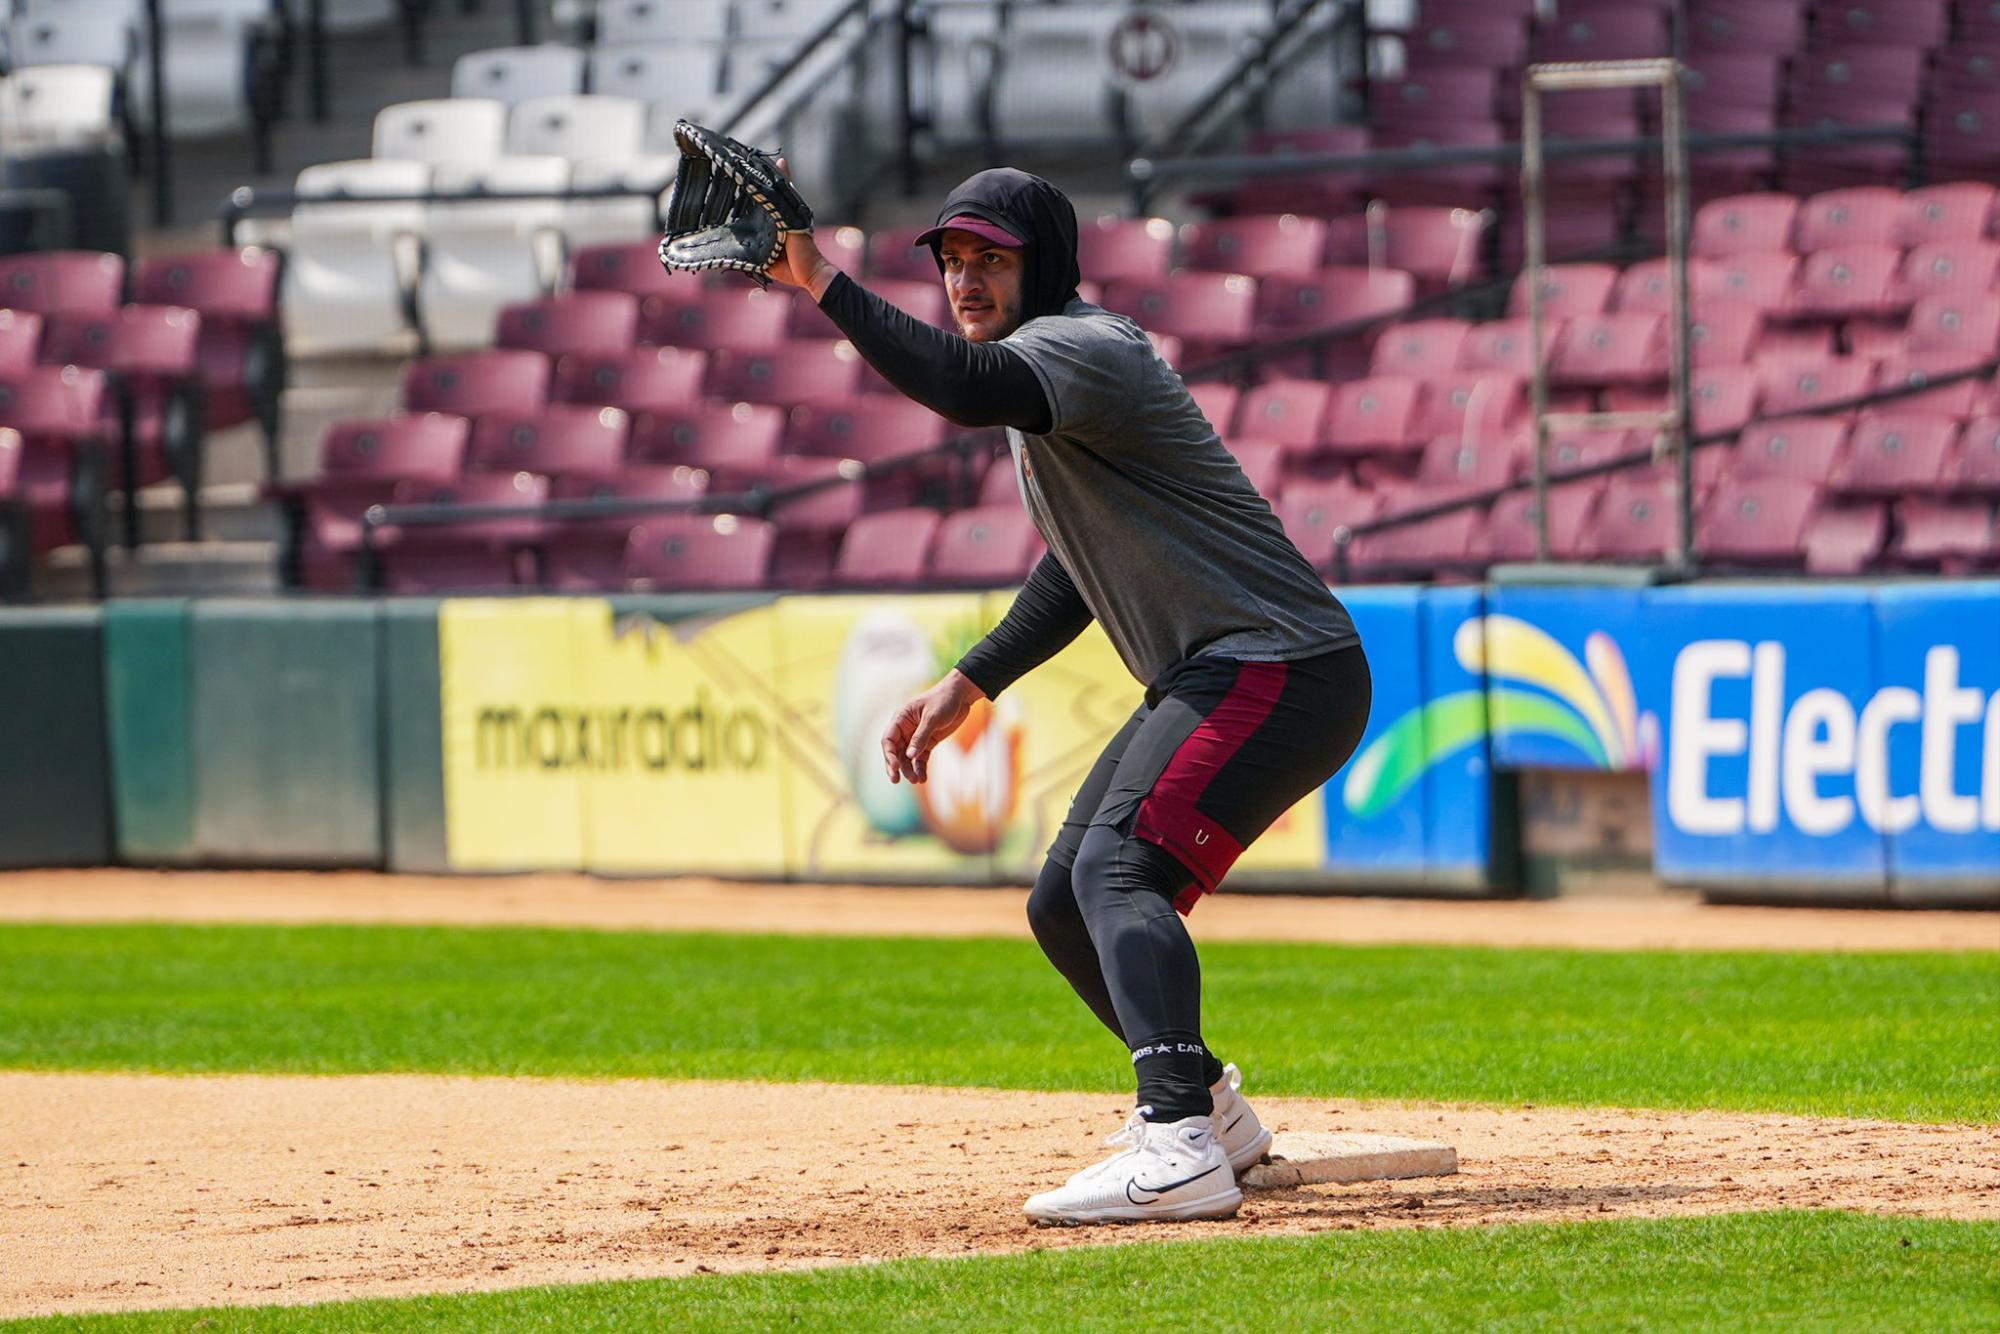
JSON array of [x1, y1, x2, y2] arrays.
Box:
[[1240, 1131, 1459, 1188]]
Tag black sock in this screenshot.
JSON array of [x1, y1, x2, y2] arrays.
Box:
[[1133, 1035, 1215, 1121]]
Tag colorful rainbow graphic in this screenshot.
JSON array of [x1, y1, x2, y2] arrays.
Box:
[[1342, 615, 1648, 819]]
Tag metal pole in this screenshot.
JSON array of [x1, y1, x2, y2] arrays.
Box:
[[308, 0, 329, 121], [1522, 80, 1549, 563], [1663, 61, 1694, 571], [896, 0, 918, 194], [513, 0, 537, 45], [145, 0, 171, 225]]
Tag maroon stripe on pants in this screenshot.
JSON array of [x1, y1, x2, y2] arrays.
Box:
[[1131, 661, 1290, 910]]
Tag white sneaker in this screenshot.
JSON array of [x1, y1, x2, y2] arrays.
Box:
[[1024, 1108, 1242, 1225], [1210, 1062, 1273, 1174]]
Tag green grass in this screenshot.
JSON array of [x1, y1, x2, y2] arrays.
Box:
[[0, 924, 1994, 1122], [8, 1211, 1996, 1332]]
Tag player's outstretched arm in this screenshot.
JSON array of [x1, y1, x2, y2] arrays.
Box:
[[881, 669, 985, 785]]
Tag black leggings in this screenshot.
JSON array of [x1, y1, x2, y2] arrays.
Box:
[[1026, 644, 1371, 1121]]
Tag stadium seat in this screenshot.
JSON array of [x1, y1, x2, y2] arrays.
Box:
[[1698, 475, 1819, 567], [1413, 373, 1523, 440], [1812, 0, 1948, 49], [1829, 415, 1958, 494], [283, 159, 429, 354], [1689, 0, 1806, 55], [4, 9, 133, 72], [1229, 440, 1283, 498], [1400, 13, 1529, 71], [1757, 357, 1875, 417], [1542, 427, 1640, 475], [1732, 417, 1849, 481], [1099, 274, 1258, 352], [376, 471, 549, 592], [494, 291, 640, 357], [371, 98, 508, 165], [1508, 263, 1618, 319], [788, 277, 946, 340], [0, 250, 124, 314], [0, 311, 42, 372], [1235, 379, 1332, 450], [418, 156, 570, 350], [1896, 240, 2000, 307], [0, 63, 117, 144], [596, 0, 730, 44], [0, 362, 112, 549], [1612, 257, 1723, 314], [927, 503, 1042, 586], [537, 466, 709, 590], [784, 396, 954, 465], [866, 226, 945, 283], [550, 346, 706, 413], [1532, 7, 1668, 62], [1606, 366, 1760, 437], [402, 349, 551, 416], [1584, 477, 1681, 561], [450, 45, 586, 105], [1407, 432, 1518, 493], [313, 412, 469, 481], [1905, 294, 2000, 356], [1793, 245, 1903, 319], [1477, 480, 1602, 563], [1369, 205, 1490, 291], [640, 285, 794, 352], [1893, 497, 2000, 569], [562, 156, 676, 249], [1179, 214, 1328, 279], [505, 94, 646, 162], [1682, 50, 1786, 113], [622, 512, 776, 590], [1706, 252, 1800, 313], [1456, 319, 1553, 378], [1687, 303, 1761, 369], [626, 401, 785, 471], [703, 341, 868, 408], [831, 506, 943, 588], [1792, 186, 1903, 252], [1319, 376, 1422, 456], [1871, 348, 1993, 418], [1370, 67, 1500, 138], [1345, 496, 1482, 579], [569, 240, 679, 298], [464, 405, 628, 478], [1693, 194, 1800, 259], [1551, 313, 1669, 386], [1276, 478, 1382, 570], [589, 43, 726, 119], [1896, 182, 1996, 247], [984, 6, 1130, 148], [1955, 416, 2000, 492], [1800, 500, 1887, 574], [1369, 318, 1471, 378], [1251, 268, 1416, 337], [1188, 382, 1243, 437]]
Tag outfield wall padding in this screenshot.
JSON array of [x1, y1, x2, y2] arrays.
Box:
[[0, 607, 112, 866], [188, 599, 381, 866], [380, 600, 448, 874], [102, 600, 196, 863]]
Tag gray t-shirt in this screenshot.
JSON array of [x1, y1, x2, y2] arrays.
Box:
[[1002, 298, 1360, 687]]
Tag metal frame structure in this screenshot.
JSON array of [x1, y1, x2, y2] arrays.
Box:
[[1521, 57, 1693, 568]]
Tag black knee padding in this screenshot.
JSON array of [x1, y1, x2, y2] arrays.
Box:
[[1072, 825, 1193, 908]]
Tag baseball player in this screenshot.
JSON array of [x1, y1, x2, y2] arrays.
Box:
[[764, 169, 1372, 1224]]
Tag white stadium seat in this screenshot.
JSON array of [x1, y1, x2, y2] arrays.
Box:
[[0, 63, 117, 145], [282, 159, 430, 355], [418, 156, 572, 349], [285, 0, 396, 35], [450, 44, 587, 106], [986, 7, 1125, 146], [596, 0, 730, 46], [587, 41, 726, 117], [506, 93, 647, 163], [1122, 1, 1270, 142], [373, 98, 509, 166], [4, 10, 135, 69], [918, 1, 999, 145], [735, 0, 847, 42], [566, 155, 675, 247], [127, 15, 263, 137]]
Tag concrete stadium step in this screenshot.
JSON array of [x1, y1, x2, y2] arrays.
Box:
[[33, 539, 279, 599], [106, 482, 284, 546]]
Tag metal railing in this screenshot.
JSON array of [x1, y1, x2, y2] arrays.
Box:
[[217, 181, 675, 248]]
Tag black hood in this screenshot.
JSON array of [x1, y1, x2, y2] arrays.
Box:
[[919, 168, 1081, 322]]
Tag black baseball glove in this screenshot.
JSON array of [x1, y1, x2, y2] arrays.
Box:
[[657, 120, 815, 287]]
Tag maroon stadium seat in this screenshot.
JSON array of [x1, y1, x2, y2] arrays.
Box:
[[1756, 356, 1875, 417], [376, 470, 549, 592], [1319, 376, 1423, 457], [1698, 475, 1819, 566], [813, 226, 869, 277], [1370, 206, 1489, 290], [550, 346, 706, 413], [1812, 0, 1947, 49], [0, 363, 112, 549], [1706, 251, 1799, 313], [867, 225, 946, 282], [783, 397, 954, 464], [1508, 263, 1618, 319], [1923, 99, 2000, 181], [494, 291, 639, 357], [1894, 498, 2000, 568], [977, 456, 1022, 507], [1683, 51, 1786, 113], [1830, 415, 1958, 494], [1551, 313, 1669, 387], [1229, 440, 1283, 498], [1277, 477, 1383, 569], [703, 341, 867, 408], [1693, 195, 1800, 259], [569, 240, 680, 297], [1369, 318, 1471, 378], [1533, 7, 1668, 61], [1905, 294, 2000, 356], [1792, 187, 1903, 253], [1188, 382, 1243, 437], [402, 349, 550, 416], [1793, 246, 1903, 319], [316, 412, 469, 481], [1896, 240, 2000, 307], [1688, 0, 1806, 55], [1370, 68, 1501, 137], [1953, 416, 2000, 492], [1099, 274, 1258, 351], [627, 401, 785, 471], [1872, 348, 1993, 418], [1534, 91, 1644, 186], [1612, 257, 1728, 313], [38, 306, 204, 504], [622, 513, 776, 590], [1407, 433, 1519, 492], [1584, 477, 1681, 560], [1733, 416, 1849, 481], [928, 504, 1043, 586], [1802, 502, 1888, 574], [132, 248, 282, 445], [1235, 379, 1331, 449], [538, 468, 710, 590], [1252, 268, 1415, 336], [1604, 366, 1760, 436], [1180, 214, 1328, 279], [1457, 319, 1554, 378], [1543, 427, 1640, 475], [1414, 373, 1523, 440], [1680, 100, 1780, 192], [1346, 496, 1482, 580], [788, 277, 948, 340], [1075, 216, 1177, 284], [1401, 14, 1529, 71], [640, 285, 794, 352], [134, 247, 278, 323], [832, 506, 943, 588], [1896, 182, 1996, 247], [1477, 480, 1602, 563], [0, 311, 40, 372], [1687, 303, 1762, 368], [465, 405, 628, 478], [0, 251, 124, 314], [1215, 127, 1368, 217]]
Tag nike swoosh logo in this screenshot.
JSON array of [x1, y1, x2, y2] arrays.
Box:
[[1125, 1162, 1222, 1205], [1224, 1113, 1244, 1135]]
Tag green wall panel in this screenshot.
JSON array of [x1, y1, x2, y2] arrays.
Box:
[[380, 599, 448, 873], [0, 607, 112, 866], [102, 600, 196, 863], [189, 599, 382, 865]]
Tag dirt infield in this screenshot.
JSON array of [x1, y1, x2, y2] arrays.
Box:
[[3, 868, 1996, 952], [6, 1071, 1997, 1319]]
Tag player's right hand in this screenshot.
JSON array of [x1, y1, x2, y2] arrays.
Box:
[[881, 669, 986, 784]]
